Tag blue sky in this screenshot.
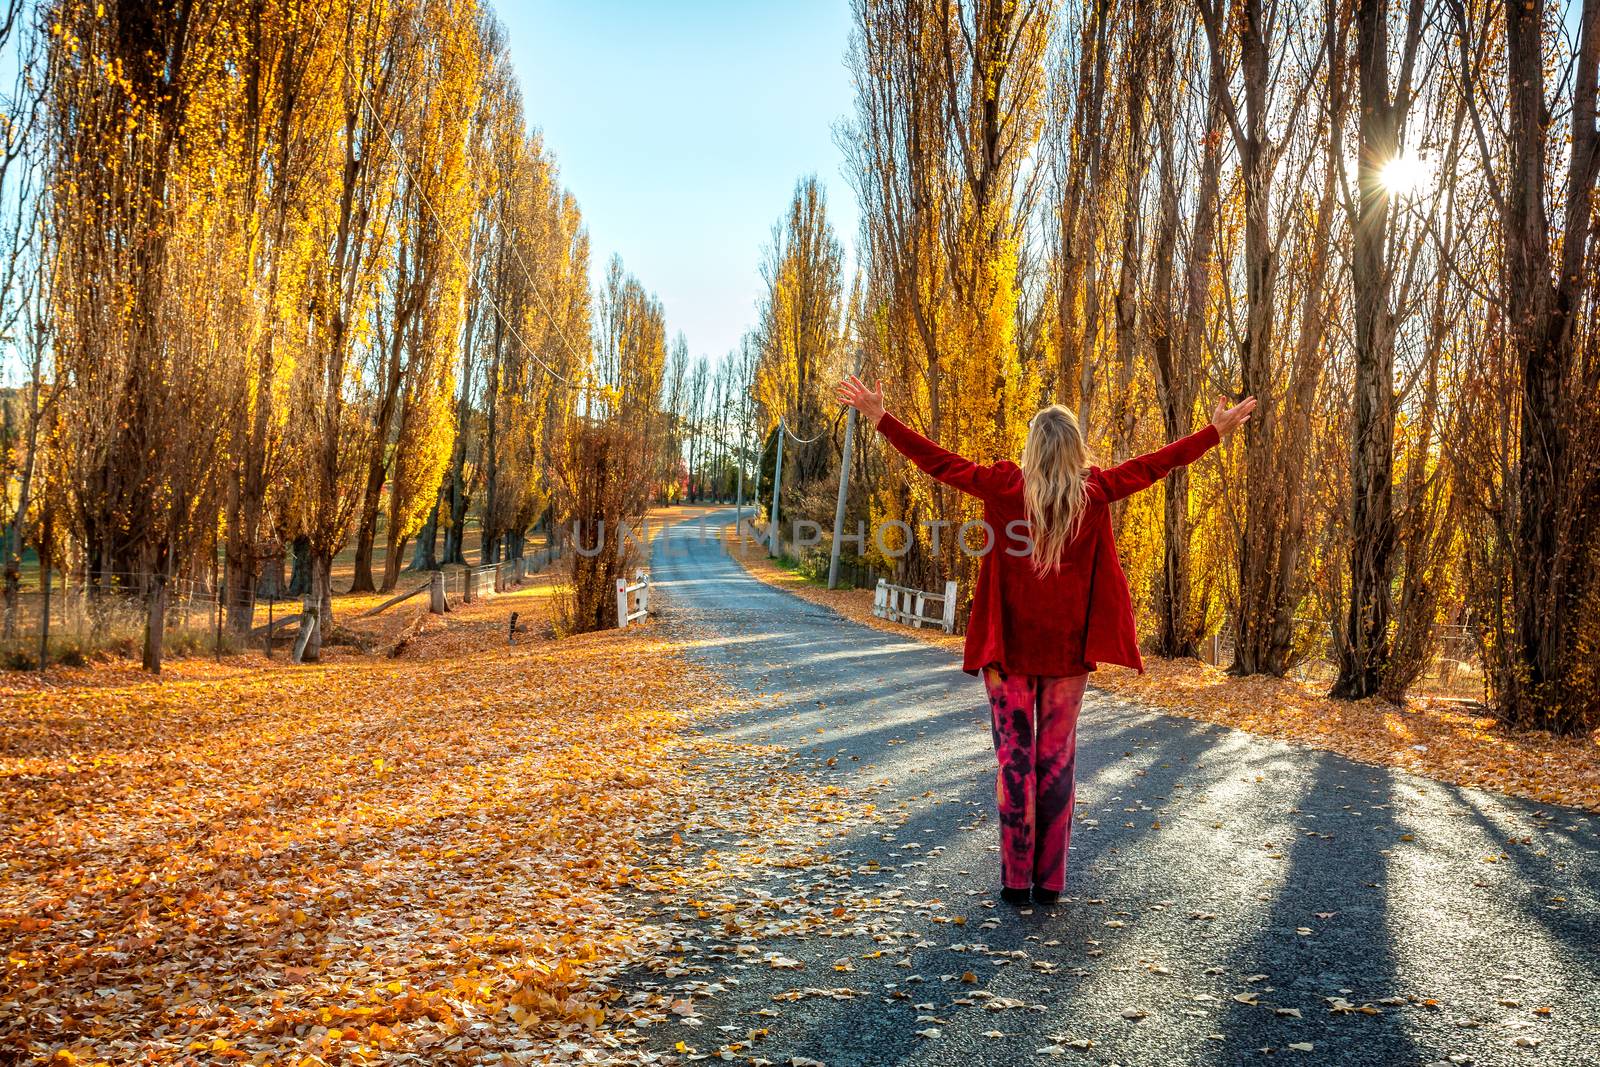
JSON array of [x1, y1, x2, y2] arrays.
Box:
[[500, 1, 861, 367]]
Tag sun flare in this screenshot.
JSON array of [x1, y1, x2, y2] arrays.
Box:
[[1379, 152, 1431, 196]]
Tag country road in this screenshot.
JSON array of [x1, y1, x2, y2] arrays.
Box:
[[635, 509, 1600, 1067]]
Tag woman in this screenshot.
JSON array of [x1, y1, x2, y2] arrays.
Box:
[[835, 376, 1255, 905]]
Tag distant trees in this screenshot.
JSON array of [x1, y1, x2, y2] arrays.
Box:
[[552, 258, 668, 633], [753, 176, 846, 489]]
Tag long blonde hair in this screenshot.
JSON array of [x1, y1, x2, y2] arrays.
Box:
[[1021, 405, 1092, 574]]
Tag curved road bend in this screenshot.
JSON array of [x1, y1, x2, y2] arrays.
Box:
[[633, 509, 1598, 1067]]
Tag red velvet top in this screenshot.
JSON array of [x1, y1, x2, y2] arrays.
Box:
[[875, 413, 1221, 678]]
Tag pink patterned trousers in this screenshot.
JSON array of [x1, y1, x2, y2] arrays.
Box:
[[981, 667, 1089, 893]]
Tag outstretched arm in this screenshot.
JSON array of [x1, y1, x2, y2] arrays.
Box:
[[836, 375, 1009, 501], [1097, 395, 1256, 502]]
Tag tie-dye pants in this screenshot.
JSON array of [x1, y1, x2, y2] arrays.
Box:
[[981, 667, 1089, 893]]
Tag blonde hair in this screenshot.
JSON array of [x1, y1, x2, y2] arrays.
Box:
[[1021, 405, 1092, 574]]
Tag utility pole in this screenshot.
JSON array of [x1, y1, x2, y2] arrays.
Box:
[[733, 426, 746, 542], [827, 404, 857, 588], [767, 420, 785, 558]]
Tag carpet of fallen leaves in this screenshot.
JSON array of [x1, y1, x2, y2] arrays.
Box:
[[727, 529, 1600, 811], [0, 555, 876, 1065]]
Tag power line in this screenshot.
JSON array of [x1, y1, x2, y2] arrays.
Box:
[[312, 0, 588, 389], [355, 80, 578, 387]]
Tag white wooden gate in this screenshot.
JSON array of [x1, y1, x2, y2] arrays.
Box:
[[616, 569, 650, 628], [873, 578, 958, 633]]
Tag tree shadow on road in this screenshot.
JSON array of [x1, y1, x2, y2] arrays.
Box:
[[1203, 753, 1423, 1067], [1438, 787, 1600, 971]]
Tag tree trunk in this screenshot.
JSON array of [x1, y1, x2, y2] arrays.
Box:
[[350, 449, 385, 593], [2, 557, 18, 641], [1229, 0, 1288, 676], [443, 471, 470, 565], [1152, 40, 1222, 659], [410, 490, 441, 571], [1059, 0, 1112, 417], [142, 572, 169, 674], [287, 534, 311, 597], [291, 600, 320, 663], [299, 552, 333, 661], [1111, 3, 1148, 530], [224, 359, 273, 632], [223, 535, 258, 633], [3, 375, 42, 641], [1333, 0, 1399, 699], [258, 551, 285, 601], [381, 505, 407, 593], [36, 523, 50, 673], [1498, 0, 1600, 729]]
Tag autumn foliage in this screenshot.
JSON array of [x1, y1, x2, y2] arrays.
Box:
[[741, 0, 1600, 730], [2, 0, 600, 673], [0, 0, 1593, 735]]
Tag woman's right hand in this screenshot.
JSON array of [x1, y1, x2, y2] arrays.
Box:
[[1210, 395, 1257, 437], [836, 375, 886, 425]]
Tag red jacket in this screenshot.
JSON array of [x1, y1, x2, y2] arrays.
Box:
[[875, 412, 1221, 677]]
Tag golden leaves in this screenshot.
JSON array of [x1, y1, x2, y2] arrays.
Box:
[[0, 584, 723, 1062], [0, 553, 887, 1063], [1093, 660, 1600, 811]]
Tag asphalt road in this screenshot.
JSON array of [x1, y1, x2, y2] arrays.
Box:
[[635, 509, 1600, 1067]]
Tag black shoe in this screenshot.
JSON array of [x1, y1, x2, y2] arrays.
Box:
[[1032, 887, 1061, 905], [1000, 886, 1031, 905]]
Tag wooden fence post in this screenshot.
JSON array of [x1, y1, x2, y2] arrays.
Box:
[[36, 553, 50, 673], [429, 571, 447, 614], [941, 580, 958, 633], [291, 603, 319, 664], [616, 578, 629, 629]]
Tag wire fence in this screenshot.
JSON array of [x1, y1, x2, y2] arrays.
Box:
[[0, 571, 227, 668], [0, 542, 571, 670], [1208, 618, 1485, 701]]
